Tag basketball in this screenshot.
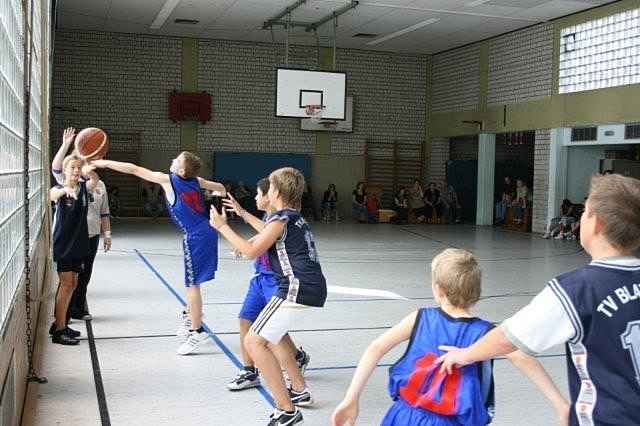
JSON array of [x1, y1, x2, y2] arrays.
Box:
[[75, 127, 109, 160]]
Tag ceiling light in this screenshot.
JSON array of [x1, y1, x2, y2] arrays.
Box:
[[150, 0, 181, 29], [366, 18, 439, 46]]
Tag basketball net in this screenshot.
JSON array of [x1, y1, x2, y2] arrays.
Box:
[[304, 105, 324, 124]]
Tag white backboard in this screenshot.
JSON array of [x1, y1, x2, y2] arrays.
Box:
[[276, 68, 346, 120], [301, 97, 353, 132]]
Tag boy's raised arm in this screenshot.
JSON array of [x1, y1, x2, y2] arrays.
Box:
[[210, 205, 281, 259], [92, 159, 169, 185], [197, 177, 226, 195]]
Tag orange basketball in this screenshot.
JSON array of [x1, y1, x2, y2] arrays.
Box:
[[75, 127, 109, 160]]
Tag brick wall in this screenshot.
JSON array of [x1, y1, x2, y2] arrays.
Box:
[[51, 31, 182, 152], [197, 41, 317, 153], [431, 45, 481, 113], [330, 50, 427, 156], [532, 129, 551, 233], [488, 23, 553, 107], [428, 137, 449, 184], [197, 40, 427, 156]]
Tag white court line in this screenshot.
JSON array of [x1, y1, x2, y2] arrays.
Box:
[[327, 285, 409, 300]]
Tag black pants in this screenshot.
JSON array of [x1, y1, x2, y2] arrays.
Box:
[[68, 235, 100, 317]]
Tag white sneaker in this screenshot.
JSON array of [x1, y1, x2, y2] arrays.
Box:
[[177, 310, 191, 337], [177, 310, 205, 337], [177, 330, 209, 355], [554, 232, 564, 240], [542, 232, 550, 239]]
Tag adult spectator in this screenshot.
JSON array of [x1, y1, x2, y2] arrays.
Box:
[[321, 184, 338, 221], [352, 182, 368, 223], [495, 176, 515, 224], [424, 182, 443, 220], [392, 187, 409, 224], [408, 179, 427, 222]]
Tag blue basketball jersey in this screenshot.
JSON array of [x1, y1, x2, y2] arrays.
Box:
[[166, 173, 218, 285], [167, 173, 210, 233], [550, 259, 640, 426], [254, 214, 273, 275], [388, 308, 495, 425], [266, 208, 327, 307]]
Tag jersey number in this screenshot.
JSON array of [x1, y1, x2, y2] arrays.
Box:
[[399, 353, 461, 415], [621, 320, 640, 387]]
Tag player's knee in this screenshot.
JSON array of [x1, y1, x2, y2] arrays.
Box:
[[245, 331, 267, 352]]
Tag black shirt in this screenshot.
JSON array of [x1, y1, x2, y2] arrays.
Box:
[[353, 190, 365, 204], [52, 182, 89, 261]]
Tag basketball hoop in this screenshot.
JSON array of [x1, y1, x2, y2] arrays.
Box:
[[304, 104, 324, 124]]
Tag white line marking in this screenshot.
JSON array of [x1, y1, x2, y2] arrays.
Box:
[[327, 285, 409, 300]]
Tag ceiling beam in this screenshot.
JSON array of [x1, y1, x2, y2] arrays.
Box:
[[305, 1, 359, 32], [262, 0, 308, 30]]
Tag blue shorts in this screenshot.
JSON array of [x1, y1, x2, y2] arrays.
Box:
[[239, 273, 278, 322], [183, 231, 218, 287], [382, 399, 460, 426]]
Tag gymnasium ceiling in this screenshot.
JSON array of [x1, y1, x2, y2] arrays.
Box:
[[57, 0, 613, 54]]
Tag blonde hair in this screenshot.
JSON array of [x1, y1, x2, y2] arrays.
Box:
[[588, 174, 640, 251], [431, 248, 481, 309], [61, 154, 85, 183], [269, 167, 305, 208], [180, 151, 202, 178]]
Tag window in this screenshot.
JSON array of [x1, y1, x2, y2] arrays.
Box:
[[559, 8, 640, 94], [0, 0, 47, 325]]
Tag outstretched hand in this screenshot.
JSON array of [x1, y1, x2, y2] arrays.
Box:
[[435, 345, 470, 374], [209, 204, 228, 230], [63, 127, 76, 145], [331, 399, 358, 426], [222, 193, 244, 216]]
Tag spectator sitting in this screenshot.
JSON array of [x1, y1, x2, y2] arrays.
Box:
[[321, 184, 338, 221], [142, 182, 165, 218], [392, 187, 409, 224], [543, 199, 574, 239], [424, 182, 443, 220], [511, 179, 530, 224], [443, 183, 462, 224], [366, 192, 379, 223], [408, 179, 427, 223], [352, 182, 369, 223], [495, 176, 515, 224]]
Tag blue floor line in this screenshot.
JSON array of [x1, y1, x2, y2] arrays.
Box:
[[133, 249, 275, 407]]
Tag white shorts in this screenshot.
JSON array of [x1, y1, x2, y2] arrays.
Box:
[[250, 296, 311, 344]]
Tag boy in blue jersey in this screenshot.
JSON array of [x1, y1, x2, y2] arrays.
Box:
[[438, 173, 640, 426], [333, 248, 569, 426], [210, 167, 326, 426], [92, 152, 226, 355], [225, 178, 310, 391]]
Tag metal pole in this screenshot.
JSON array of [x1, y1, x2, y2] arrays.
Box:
[[332, 15, 337, 69]]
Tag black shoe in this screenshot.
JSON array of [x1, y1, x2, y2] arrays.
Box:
[[49, 322, 81, 338], [52, 329, 79, 346], [295, 348, 310, 375], [70, 311, 92, 321], [268, 408, 303, 425], [288, 387, 313, 407]]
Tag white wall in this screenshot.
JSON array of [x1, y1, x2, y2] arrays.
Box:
[[566, 146, 606, 202]]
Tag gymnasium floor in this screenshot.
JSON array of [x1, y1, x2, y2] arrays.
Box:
[[28, 220, 586, 425]]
